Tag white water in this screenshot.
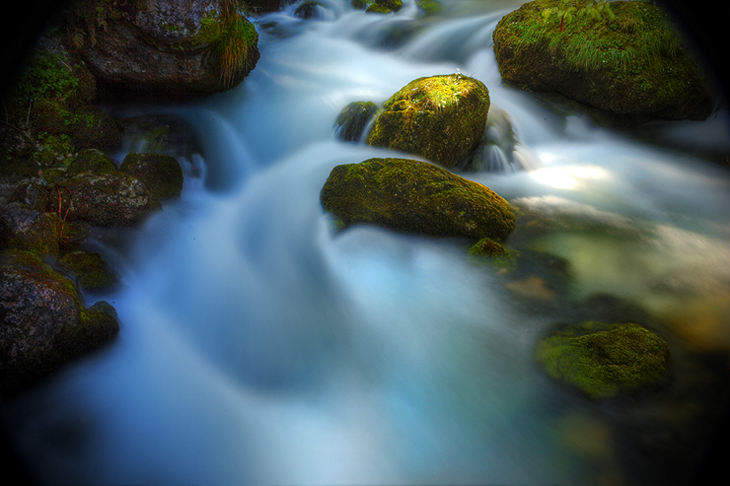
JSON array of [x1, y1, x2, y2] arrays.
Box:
[[5, 2, 730, 484]]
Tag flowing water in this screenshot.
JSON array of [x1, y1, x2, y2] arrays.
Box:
[[4, 1, 730, 484]]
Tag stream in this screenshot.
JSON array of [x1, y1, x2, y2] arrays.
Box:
[[4, 1, 730, 484]]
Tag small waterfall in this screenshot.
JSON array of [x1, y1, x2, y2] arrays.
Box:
[[3, 2, 730, 485]]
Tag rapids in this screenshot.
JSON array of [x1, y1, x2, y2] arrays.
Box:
[[3, 1, 730, 484]]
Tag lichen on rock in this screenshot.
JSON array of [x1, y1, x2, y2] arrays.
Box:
[[366, 74, 490, 169]]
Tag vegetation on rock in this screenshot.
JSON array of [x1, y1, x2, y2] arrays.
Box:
[[535, 321, 671, 398], [0, 250, 119, 397], [335, 101, 378, 142], [320, 157, 514, 241], [366, 74, 490, 169], [492, 0, 715, 120]]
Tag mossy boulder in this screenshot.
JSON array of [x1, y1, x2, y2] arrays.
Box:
[[492, 0, 715, 121], [320, 157, 515, 241], [535, 321, 671, 399], [366, 74, 490, 169], [120, 152, 184, 204], [0, 250, 119, 397], [335, 101, 378, 142]]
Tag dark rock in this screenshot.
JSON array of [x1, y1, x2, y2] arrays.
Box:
[[335, 101, 378, 142], [0, 251, 119, 397], [120, 152, 184, 203]]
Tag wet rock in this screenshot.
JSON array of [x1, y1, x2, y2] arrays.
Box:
[[535, 321, 671, 399], [320, 157, 514, 241], [0, 203, 62, 255], [335, 101, 378, 142], [366, 74, 490, 169], [50, 171, 159, 227], [0, 251, 119, 397], [59, 250, 121, 294], [492, 0, 716, 121], [120, 152, 184, 204]]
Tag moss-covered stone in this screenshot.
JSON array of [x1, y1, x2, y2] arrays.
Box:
[[320, 157, 514, 241], [67, 148, 117, 175], [0, 203, 62, 255], [0, 250, 119, 397], [535, 321, 671, 399], [335, 101, 378, 142], [60, 250, 121, 293], [492, 0, 715, 121], [120, 152, 184, 203], [366, 74, 490, 169], [468, 237, 509, 258]]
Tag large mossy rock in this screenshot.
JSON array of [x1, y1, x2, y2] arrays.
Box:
[[535, 321, 671, 399], [320, 157, 515, 241], [0, 251, 119, 397], [492, 0, 715, 121], [366, 74, 490, 169], [70, 0, 259, 97]]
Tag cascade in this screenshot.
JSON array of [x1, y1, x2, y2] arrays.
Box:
[[3, 1, 730, 484]]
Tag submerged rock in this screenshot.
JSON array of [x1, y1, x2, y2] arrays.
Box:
[[0, 251, 119, 397], [366, 74, 490, 169], [335, 101, 378, 142], [320, 157, 514, 241], [60, 250, 121, 294], [492, 0, 716, 121], [535, 321, 671, 399]]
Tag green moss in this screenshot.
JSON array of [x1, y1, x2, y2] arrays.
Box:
[[493, 0, 714, 119], [468, 237, 509, 258], [60, 250, 120, 293], [366, 74, 490, 168], [13, 52, 80, 106], [535, 321, 671, 398], [335, 101, 378, 142], [320, 157, 514, 241]]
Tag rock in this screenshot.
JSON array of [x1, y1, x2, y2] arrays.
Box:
[[468, 237, 509, 258], [67, 149, 118, 176], [50, 171, 159, 227], [120, 152, 184, 203], [352, 0, 403, 13], [366, 74, 490, 169], [492, 0, 716, 121], [60, 250, 121, 294], [535, 321, 671, 399], [320, 157, 515, 241], [335, 101, 378, 142], [0, 203, 62, 255], [74, 0, 259, 98], [0, 251, 119, 397]]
